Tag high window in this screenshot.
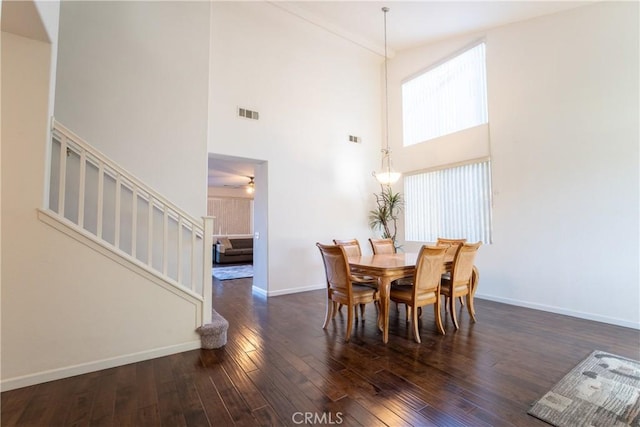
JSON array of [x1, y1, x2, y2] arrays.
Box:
[[404, 159, 493, 244], [402, 42, 488, 146]]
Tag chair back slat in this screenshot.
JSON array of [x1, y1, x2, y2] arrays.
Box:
[[436, 237, 467, 258], [451, 242, 481, 285], [414, 245, 448, 294], [369, 238, 396, 254], [317, 243, 352, 296], [333, 239, 362, 257]]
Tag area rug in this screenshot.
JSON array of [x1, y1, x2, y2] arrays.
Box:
[[212, 264, 253, 280], [528, 350, 640, 426]]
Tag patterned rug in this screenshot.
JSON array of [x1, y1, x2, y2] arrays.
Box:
[[212, 264, 253, 280], [528, 350, 640, 426]]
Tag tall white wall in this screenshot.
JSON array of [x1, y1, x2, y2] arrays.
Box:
[[54, 1, 210, 217], [394, 2, 639, 328], [208, 2, 383, 295], [1, 1, 209, 391]]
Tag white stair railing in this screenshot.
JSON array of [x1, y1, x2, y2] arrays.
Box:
[[46, 119, 212, 321]]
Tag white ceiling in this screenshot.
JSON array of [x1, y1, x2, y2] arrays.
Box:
[[274, 1, 592, 54], [208, 155, 258, 189], [0, 0, 594, 189], [210, 0, 592, 187]]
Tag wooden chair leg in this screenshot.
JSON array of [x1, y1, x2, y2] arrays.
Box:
[[323, 298, 334, 329], [412, 304, 421, 343], [332, 301, 339, 319], [466, 294, 476, 322], [360, 303, 366, 320], [405, 305, 410, 323], [459, 296, 465, 306], [449, 294, 459, 330], [345, 304, 354, 342], [434, 300, 445, 335]]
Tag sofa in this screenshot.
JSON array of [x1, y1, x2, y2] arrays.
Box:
[[214, 237, 253, 264]]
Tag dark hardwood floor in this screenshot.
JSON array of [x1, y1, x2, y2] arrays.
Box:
[[2, 276, 639, 426]]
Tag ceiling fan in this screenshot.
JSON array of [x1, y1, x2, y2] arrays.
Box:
[[246, 177, 255, 194], [224, 176, 255, 194]]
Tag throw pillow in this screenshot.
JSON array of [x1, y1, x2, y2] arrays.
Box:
[[218, 237, 233, 249]]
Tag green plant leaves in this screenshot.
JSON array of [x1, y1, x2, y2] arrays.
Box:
[[368, 186, 403, 245]]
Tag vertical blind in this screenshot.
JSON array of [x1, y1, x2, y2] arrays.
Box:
[[207, 197, 253, 236], [402, 42, 488, 146], [404, 160, 493, 244]]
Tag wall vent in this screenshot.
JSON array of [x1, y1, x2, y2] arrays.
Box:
[[238, 107, 259, 120], [348, 135, 361, 143]]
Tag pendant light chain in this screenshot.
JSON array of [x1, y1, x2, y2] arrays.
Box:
[[383, 7, 390, 161], [373, 6, 401, 185]]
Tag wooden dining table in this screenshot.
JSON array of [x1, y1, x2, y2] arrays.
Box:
[[348, 252, 454, 344]]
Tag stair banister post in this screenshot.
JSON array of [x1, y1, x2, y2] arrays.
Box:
[[201, 216, 215, 324]]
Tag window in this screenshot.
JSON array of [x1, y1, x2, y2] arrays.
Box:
[[404, 159, 492, 243], [402, 42, 488, 146]]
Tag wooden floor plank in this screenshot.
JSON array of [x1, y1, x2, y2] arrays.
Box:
[[0, 384, 35, 426], [245, 369, 297, 425], [113, 363, 138, 426], [135, 359, 158, 411], [88, 369, 118, 426], [245, 349, 326, 416], [2, 275, 639, 426], [64, 372, 103, 427], [218, 351, 270, 411], [192, 375, 233, 427], [204, 352, 258, 425], [249, 405, 281, 427], [153, 358, 187, 427], [13, 378, 75, 426]]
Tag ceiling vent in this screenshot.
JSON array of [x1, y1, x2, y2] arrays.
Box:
[[238, 107, 259, 120], [348, 135, 361, 143]]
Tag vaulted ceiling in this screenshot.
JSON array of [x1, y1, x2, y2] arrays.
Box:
[[208, 1, 591, 188], [275, 1, 591, 54]]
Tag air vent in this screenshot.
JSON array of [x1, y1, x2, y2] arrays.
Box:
[[238, 107, 259, 120], [348, 135, 361, 143]]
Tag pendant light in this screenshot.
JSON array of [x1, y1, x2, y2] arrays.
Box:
[[374, 6, 401, 186]]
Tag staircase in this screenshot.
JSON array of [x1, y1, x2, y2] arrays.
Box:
[[44, 119, 213, 323]]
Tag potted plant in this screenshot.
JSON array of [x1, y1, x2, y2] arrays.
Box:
[[368, 186, 403, 249]]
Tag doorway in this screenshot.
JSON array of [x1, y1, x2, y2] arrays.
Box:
[[207, 154, 268, 293]]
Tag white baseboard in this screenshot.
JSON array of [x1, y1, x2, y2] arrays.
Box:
[[252, 285, 268, 297], [267, 283, 325, 297], [476, 293, 640, 330], [0, 340, 201, 392], [254, 285, 638, 329]]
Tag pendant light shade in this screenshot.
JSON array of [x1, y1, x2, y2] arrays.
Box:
[[375, 151, 401, 185], [374, 6, 401, 186]]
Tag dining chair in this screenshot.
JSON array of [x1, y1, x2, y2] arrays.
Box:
[[369, 237, 411, 314], [436, 237, 466, 257], [333, 239, 364, 257], [333, 239, 377, 319], [368, 238, 396, 254], [436, 238, 467, 306], [390, 245, 448, 342], [333, 238, 378, 283], [316, 243, 380, 342], [440, 241, 481, 330]]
